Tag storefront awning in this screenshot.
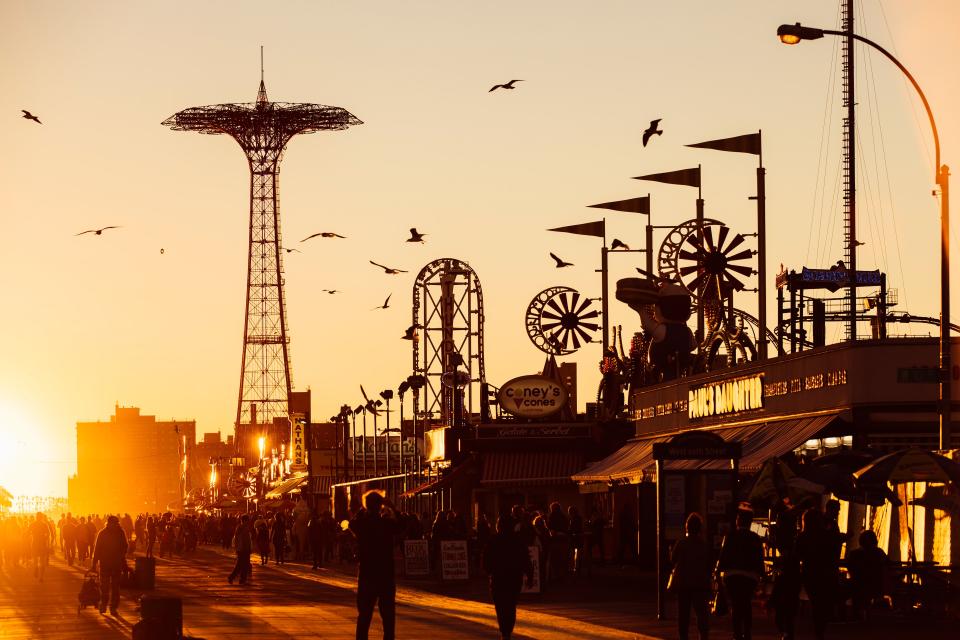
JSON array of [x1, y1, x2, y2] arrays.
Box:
[[481, 451, 584, 487], [572, 411, 841, 486], [264, 473, 308, 499], [401, 459, 475, 498]]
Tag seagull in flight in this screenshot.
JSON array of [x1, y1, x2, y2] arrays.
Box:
[[372, 294, 392, 310], [611, 239, 631, 250], [370, 261, 408, 274], [402, 324, 421, 340], [76, 226, 121, 236], [281, 247, 301, 254], [642, 119, 663, 147], [549, 252, 574, 268], [21, 110, 42, 124], [322, 289, 340, 295], [360, 385, 382, 417], [407, 228, 426, 243], [301, 232, 346, 242], [489, 79, 524, 92]]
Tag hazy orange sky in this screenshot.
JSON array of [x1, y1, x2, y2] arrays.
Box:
[[2, 1, 958, 498]]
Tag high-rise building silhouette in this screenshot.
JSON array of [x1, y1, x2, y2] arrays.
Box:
[[163, 67, 362, 428]]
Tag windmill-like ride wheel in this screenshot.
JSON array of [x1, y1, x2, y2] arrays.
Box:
[[228, 471, 256, 499], [526, 286, 601, 355], [659, 219, 758, 371], [660, 220, 755, 301]]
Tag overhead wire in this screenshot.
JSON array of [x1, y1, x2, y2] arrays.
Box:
[[856, 0, 907, 315], [808, 33, 842, 267]]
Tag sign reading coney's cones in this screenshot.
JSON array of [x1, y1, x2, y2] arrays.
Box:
[[497, 374, 569, 419]]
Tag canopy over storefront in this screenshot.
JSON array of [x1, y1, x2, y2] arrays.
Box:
[[265, 473, 308, 500], [401, 458, 476, 498], [482, 451, 584, 487], [572, 411, 840, 486]]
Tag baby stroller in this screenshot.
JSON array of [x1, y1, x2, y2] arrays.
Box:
[[78, 570, 100, 613]]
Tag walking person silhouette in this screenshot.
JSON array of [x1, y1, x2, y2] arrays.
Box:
[[92, 515, 128, 615], [350, 490, 401, 640], [484, 512, 535, 640]]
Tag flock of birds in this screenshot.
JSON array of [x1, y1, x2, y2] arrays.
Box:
[[21, 80, 664, 310]]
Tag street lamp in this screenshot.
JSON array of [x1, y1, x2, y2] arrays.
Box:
[[778, 22, 951, 449]]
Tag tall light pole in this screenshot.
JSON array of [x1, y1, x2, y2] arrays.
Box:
[[778, 22, 951, 449]]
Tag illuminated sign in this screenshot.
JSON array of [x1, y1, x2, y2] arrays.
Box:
[[497, 375, 569, 419], [291, 415, 306, 470], [688, 375, 764, 420], [799, 267, 882, 290], [425, 428, 447, 462]]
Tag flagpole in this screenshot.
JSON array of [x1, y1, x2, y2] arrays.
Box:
[[646, 194, 654, 274], [696, 165, 705, 342], [602, 219, 610, 352], [756, 130, 768, 360]]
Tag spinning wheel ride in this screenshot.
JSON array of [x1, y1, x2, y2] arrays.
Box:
[[658, 218, 754, 301], [525, 287, 601, 355]]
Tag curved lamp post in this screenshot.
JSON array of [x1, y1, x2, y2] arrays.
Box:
[[778, 22, 951, 450]]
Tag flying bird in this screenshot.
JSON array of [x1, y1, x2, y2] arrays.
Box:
[[160, 248, 165, 255], [489, 79, 524, 92], [642, 119, 663, 147], [402, 325, 421, 340], [611, 239, 630, 250], [372, 294, 392, 310], [360, 385, 382, 417], [281, 247, 301, 254], [75, 226, 121, 236], [549, 252, 574, 268], [21, 110, 41, 124], [322, 289, 340, 294], [301, 232, 346, 242], [370, 261, 408, 274], [407, 228, 426, 243]]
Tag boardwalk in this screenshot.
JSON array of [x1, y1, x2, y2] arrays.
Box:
[[0, 547, 954, 639], [0, 548, 653, 640]]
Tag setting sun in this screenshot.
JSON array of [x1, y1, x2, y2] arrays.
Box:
[[0, 399, 35, 498]]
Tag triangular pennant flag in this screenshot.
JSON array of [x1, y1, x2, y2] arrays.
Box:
[[633, 167, 700, 188], [547, 220, 605, 238], [588, 196, 650, 215], [687, 132, 761, 155]]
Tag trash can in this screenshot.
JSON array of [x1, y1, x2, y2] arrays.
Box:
[[135, 556, 156, 590], [136, 594, 182, 639]]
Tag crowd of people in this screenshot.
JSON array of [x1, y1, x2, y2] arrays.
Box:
[[670, 499, 889, 640], [0, 512, 56, 582]]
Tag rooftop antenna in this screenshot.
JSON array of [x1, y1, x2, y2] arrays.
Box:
[[256, 46, 268, 105]]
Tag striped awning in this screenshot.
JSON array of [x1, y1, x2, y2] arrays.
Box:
[[481, 451, 584, 487], [264, 473, 308, 499], [572, 411, 840, 485]]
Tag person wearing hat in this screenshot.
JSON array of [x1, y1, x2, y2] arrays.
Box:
[[92, 515, 129, 615]]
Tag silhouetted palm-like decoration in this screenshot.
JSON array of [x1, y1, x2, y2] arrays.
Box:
[[677, 223, 754, 300], [526, 287, 600, 355]]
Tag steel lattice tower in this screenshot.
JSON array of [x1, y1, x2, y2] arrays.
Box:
[[163, 73, 362, 428]]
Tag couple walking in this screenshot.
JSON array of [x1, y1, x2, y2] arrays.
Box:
[[350, 490, 533, 640]]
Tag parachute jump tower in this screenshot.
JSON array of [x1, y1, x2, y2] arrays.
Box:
[[163, 65, 362, 428]]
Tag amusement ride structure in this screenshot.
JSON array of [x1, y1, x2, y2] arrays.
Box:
[[412, 258, 486, 428], [163, 60, 362, 428]]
